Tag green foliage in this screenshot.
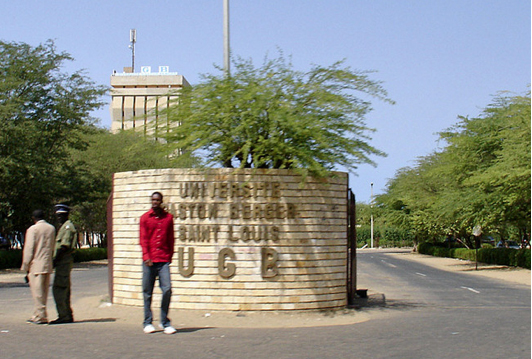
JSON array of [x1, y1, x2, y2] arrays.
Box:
[[160, 53, 393, 178], [356, 202, 413, 247], [67, 129, 200, 238], [0, 249, 22, 270], [356, 224, 413, 248], [0, 37, 200, 236], [72, 247, 107, 262], [356, 226, 375, 246], [418, 243, 530, 269], [417, 242, 434, 254], [512, 248, 531, 268], [71, 129, 198, 182], [0, 40, 107, 233], [377, 91, 531, 244], [0, 247, 107, 270], [454, 248, 476, 261]]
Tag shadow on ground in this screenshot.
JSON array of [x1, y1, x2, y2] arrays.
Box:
[[352, 293, 429, 311], [0, 282, 28, 288], [178, 327, 215, 333], [75, 318, 117, 324]]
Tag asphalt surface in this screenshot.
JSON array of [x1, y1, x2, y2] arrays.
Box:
[[0, 250, 530, 359]]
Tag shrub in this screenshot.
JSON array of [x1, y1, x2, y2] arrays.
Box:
[[72, 247, 107, 262], [0, 247, 107, 270], [417, 242, 433, 254], [357, 225, 414, 248], [356, 226, 371, 247], [511, 249, 530, 269], [455, 248, 476, 261], [0, 250, 22, 270], [418, 243, 530, 269]]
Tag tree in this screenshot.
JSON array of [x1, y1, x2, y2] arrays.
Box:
[[438, 91, 531, 239], [377, 90, 531, 244], [0, 40, 107, 233], [67, 129, 201, 245], [160, 54, 393, 178], [375, 157, 452, 245]]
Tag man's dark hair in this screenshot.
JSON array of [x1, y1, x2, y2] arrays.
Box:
[[152, 191, 163, 201], [32, 209, 45, 220]]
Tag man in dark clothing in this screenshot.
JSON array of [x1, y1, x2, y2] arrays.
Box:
[[50, 204, 77, 325], [139, 192, 176, 334]]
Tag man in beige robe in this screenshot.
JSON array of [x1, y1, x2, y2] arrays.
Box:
[[21, 209, 56, 324]]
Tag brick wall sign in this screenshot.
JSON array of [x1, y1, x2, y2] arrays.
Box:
[[111, 168, 348, 311]]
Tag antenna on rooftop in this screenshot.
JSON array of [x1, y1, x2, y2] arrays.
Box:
[[129, 29, 137, 72]]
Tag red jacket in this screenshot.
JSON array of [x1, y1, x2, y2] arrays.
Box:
[[139, 209, 175, 263]]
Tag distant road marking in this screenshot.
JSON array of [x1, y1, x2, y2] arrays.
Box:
[[461, 286, 480, 294], [381, 260, 397, 268], [415, 272, 427, 277]]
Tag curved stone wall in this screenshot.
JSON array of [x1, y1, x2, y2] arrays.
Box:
[[111, 168, 348, 311]]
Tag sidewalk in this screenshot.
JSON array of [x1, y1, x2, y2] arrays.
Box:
[[0, 261, 370, 329], [1, 249, 529, 330]]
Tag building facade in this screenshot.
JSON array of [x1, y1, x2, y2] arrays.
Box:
[[110, 67, 190, 133]]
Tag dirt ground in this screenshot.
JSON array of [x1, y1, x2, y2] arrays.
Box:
[[2, 248, 529, 329]]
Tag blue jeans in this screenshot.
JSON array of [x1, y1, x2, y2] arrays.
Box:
[[142, 262, 172, 327]]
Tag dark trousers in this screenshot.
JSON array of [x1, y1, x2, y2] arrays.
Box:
[[53, 261, 73, 320], [142, 262, 172, 327]]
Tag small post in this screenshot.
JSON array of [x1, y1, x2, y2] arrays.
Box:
[[473, 225, 482, 271], [370, 182, 374, 248]]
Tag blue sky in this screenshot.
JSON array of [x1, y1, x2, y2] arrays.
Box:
[[1, 0, 529, 202]]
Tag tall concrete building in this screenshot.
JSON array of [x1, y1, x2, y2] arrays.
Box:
[[110, 66, 190, 133]]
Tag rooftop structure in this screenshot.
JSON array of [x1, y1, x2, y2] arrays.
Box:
[[110, 66, 190, 134]]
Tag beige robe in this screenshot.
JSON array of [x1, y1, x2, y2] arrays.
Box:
[[21, 219, 56, 322]]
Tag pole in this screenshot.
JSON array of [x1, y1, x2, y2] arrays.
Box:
[[347, 189, 357, 306], [475, 245, 478, 270], [131, 41, 135, 72], [223, 0, 230, 75], [370, 182, 374, 249], [472, 225, 482, 271], [130, 29, 136, 73]]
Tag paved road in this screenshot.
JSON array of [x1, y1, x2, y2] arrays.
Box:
[[0, 252, 530, 359], [356, 250, 530, 358]]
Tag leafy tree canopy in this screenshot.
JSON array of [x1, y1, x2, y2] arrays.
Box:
[[0, 40, 107, 233], [66, 129, 200, 235], [159, 53, 393, 178], [377, 90, 531, 243]]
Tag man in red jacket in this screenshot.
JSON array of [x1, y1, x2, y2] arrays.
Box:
[[139, 191, 176, 334]]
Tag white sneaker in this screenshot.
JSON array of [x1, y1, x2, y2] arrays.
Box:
[[143, 324, 156, 334], [159, 324, 177, 334]]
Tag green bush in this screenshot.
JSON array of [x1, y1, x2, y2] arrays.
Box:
[[418, 243, 530, 269], [511, 249, 530, 268], [0, 250, 22, 270], [417, 242, 432, 254], [72, 247, 107, 263], [455, 248, 476, 261], [357, 225, 414, 248], [356, 226, 377, 247], [0, 247, 107, 270]]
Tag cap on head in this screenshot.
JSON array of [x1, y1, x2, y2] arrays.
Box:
[[54, 204, 71, 214]]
